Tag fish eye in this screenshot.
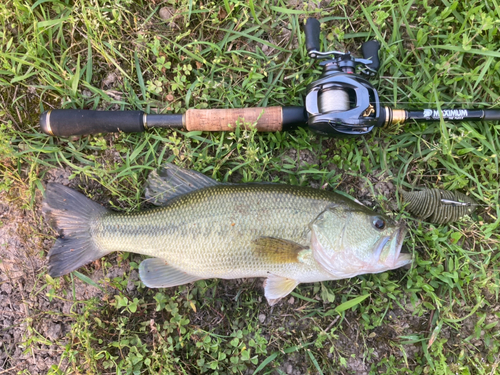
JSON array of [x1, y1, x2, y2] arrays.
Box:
[[372, 217, 386, 230]]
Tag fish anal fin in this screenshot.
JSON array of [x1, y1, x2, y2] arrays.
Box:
[[264, 274, 299, 306], [252, 237, 307, 264], [139, 258, 201, 288]]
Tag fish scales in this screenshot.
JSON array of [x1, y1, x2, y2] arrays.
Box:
[[43, 164, 411, 305], [91, 184, 342, 280]]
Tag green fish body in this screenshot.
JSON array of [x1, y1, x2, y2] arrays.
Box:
[[43, 164, 411, 305]]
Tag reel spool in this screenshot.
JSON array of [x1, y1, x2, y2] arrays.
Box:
[[304, 18, 385, 136], [318, 85, 350, 113]]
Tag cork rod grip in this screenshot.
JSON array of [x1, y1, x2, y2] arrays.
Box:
[[184, 107, 283, 132]]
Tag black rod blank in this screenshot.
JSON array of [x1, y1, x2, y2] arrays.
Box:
[[406, 108, 500, 122]]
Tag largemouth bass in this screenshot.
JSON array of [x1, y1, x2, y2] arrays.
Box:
[[43, 164, 411, 305]]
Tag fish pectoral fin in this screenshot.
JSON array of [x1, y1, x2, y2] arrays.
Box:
[[252, 237, 307, 264], [263, 274, 299, 306], [145, 163, 221, 206], [139, 258, 201, 288]]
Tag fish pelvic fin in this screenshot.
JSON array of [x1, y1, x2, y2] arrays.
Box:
[[42, 183, 110, 277], [252, 237, 307, 264], [145, 163, 221, 206], [139, 258, 201, 288], [264, 274, 299, 306]]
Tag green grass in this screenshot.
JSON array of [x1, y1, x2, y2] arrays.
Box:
[[1, 0, 499, 374]]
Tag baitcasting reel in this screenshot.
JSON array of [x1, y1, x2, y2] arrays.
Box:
[[303, 18, 500, 136], [304, 18, 386, 136]]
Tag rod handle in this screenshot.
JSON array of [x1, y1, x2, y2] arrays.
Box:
[[185, 107, 283, 132], [361, 40, 381, 72], [40, 109, 145, 136], [304, 18, 321, 55]]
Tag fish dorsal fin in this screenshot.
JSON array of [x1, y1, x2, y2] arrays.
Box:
[[145, 163, 221, 206], [139, 258, 201, 288], [264, 274, 299, 306], [252, 237, 308, 264]]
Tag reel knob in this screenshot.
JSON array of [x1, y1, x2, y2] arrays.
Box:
[[361, 40, 381, 73], [304, 18, 321, 57]]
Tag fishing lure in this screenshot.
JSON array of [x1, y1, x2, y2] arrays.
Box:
[[401, 188, 476, 224]]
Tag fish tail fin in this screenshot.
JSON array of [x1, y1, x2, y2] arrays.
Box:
[[42, 183, 110, 277]]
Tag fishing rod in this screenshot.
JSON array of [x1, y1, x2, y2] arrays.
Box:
[[39, 18, 500, 138]]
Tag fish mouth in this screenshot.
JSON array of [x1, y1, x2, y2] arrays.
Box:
[[373, 223, 411, 269], [391, 223, 412, 268]]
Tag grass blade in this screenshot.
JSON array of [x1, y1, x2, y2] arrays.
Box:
[[85, 38, 93, 84], [334, 294, 371, 314], [253, 353, 278, 374], [73, 271, 104, 292], [306, 350, 324, 375], [135, 51, 146, 101]]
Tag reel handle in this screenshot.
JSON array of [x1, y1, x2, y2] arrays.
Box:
[[304, 18, 321, 56], [361, 40, 381, 72]]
